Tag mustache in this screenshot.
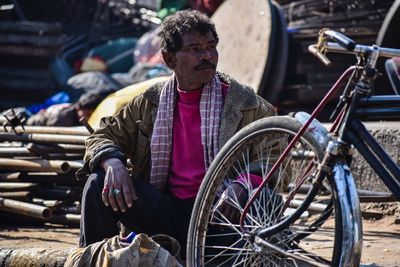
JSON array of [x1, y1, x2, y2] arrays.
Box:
[[194, 61, 216, 70]]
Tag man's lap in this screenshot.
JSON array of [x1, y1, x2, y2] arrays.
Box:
[[88, 170, 194, 246]]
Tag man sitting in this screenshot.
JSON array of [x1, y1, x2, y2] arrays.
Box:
[[78, 10, 276, 252]]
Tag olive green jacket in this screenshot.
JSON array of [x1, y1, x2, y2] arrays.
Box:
[[76, 73, 276, 182]]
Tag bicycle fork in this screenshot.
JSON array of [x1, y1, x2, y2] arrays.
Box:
[[251, 138, 363, 266], [322, 139, 363, 267]]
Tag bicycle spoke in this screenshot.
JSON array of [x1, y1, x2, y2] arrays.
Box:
[[204, 238, 250, 265], [188, 118, 341, 266]]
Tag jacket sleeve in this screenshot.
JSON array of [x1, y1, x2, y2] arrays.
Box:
[[77, 96, 145, 179]]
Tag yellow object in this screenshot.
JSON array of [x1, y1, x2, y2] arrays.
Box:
[[88, 76, 170, 128], [80, 57, 107, 72]]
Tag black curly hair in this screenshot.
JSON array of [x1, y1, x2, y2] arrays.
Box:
[[158, 9, 219, 54]]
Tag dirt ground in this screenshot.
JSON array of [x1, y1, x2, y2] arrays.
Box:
[[0, 224, 79, 249], [360, 216, 400, 267], [0, 215, 399, 266]]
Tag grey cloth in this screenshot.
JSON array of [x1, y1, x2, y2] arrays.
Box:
[[111, 63, 171, 87], [66, 234, 182, 267], [26, 104, 79, 126], [67, 71, 120, 102]]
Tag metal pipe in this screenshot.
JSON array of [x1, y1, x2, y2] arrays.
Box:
[[288, 199, 327, 214], [60, 206, 80, 214], [358, 195, 397, 203], [0, 125, 90, 135], [27, 143, 84, 159], [0, 182, 38, 191], [0, 150, 83, 160], [33, 188, 80, 201], [0, 133, 87, 145], [0, 147, 33, 157], [0, 172, 21, 181], [67, 161, 84, 171], [47, 153, 84, 160], [0, 197, 52, 219], [27, 143, 86, 154], [21, 173, 79, 186], [0, 172, 80, 186], [48, 213, 80, 225], [0, 191, 31, 201], [0, 158, 71, 173]]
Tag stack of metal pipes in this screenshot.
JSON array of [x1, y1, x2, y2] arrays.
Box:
[[0, 125, 88, 226], [277, 0, 393, 39]]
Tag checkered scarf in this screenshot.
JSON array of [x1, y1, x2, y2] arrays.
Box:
[[150, 74, 223, 190]]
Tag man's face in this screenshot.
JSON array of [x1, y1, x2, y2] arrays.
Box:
[[165, 30, 218, 91]]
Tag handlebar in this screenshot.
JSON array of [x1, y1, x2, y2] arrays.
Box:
[[324, 30, 355, 51], [308, 29, 400, 66]]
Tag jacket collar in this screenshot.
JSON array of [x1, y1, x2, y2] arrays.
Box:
[[143, 81, 163, 105], [217, 72, 259, 148]]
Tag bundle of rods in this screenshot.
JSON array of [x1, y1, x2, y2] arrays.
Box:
[[0, 125, 89, 226], [272, 0, 395, 115], [277, 0, 393, 39]]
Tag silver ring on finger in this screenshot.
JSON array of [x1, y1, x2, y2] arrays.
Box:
[[113, 188, 122, 196]]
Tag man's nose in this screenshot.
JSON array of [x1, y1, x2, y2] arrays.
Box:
[[198, 48, 214, 60]]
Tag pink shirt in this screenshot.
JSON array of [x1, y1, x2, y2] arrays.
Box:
[[169, 83, 257, 199], [168, 87, 205, 199]]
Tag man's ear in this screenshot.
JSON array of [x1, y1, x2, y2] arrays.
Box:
[[162, 52, 176, 69]]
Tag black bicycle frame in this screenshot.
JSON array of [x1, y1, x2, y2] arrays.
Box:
[[256, 91, 400, 239], [341, 94, 400, 199]]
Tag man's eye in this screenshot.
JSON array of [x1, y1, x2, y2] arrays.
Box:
[[191, 47, 200, 52]]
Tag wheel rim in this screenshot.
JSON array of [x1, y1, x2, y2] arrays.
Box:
[[190, 126, 338, 266]]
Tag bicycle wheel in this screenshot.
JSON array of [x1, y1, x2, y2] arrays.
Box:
[[187, 116, 343, 266]]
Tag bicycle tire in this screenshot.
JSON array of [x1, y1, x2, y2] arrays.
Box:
[[187, 116, 343, 266]]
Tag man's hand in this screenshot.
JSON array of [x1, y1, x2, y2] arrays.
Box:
[[212, 182, 248, 225], [101, 158, 137, 212]]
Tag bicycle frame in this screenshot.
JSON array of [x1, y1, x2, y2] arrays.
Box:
[[241, 29, 400, 266], [244, 32, 400, 227], [240, 66, 357, 231], [341, 95, 400, 198]]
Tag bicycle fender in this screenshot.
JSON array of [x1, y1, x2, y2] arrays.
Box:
[[333, 163, 363, 267]]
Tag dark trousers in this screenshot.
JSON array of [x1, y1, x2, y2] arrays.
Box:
[[79, 170, 194, 250]]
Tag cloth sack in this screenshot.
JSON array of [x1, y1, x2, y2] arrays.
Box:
[[64, 234, 182, 267]]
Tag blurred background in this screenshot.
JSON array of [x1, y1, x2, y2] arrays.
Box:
[[0, 0, 399, 121]]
